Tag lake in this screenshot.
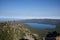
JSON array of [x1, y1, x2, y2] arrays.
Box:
[[25, 23, 56, 29]]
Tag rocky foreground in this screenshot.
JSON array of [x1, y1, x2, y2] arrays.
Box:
[[0, 22, 40, 40]]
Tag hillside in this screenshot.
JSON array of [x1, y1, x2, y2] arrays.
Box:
[[19, 19, 60, 25], [17, 19, 60, 33], [16, 19, 60, 40], [0, 19, 60, 40], [0, 22, 40, 40]]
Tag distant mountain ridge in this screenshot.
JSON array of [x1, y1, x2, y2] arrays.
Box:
[[17, 19, 60, 25]]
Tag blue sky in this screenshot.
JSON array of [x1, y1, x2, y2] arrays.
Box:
[[0, 0, 60, 19]]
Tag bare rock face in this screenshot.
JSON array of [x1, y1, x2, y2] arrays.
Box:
[[0, 22, 40, 40]]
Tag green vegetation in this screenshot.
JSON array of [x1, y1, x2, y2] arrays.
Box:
[[0, 19, 60, 40], [0, 22, 40, 40], [0, 22, 26, 40], [23, 23, 60, 40], [17, 19, 60, 40]]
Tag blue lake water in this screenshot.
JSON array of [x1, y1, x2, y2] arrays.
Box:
[[25, 23, 56, 29]]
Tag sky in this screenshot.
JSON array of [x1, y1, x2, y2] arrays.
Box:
[[0, 0, 60, 19]]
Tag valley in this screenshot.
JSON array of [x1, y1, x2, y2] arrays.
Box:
[[0, 19, 60, 40]]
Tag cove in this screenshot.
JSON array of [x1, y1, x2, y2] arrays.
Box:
[[25, 23, 56, 29]]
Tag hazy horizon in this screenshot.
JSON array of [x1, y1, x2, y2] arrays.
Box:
[[0, 16, 60, 19]]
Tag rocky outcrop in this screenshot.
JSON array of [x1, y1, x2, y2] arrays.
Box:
[[0, 22, 40, 40]]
